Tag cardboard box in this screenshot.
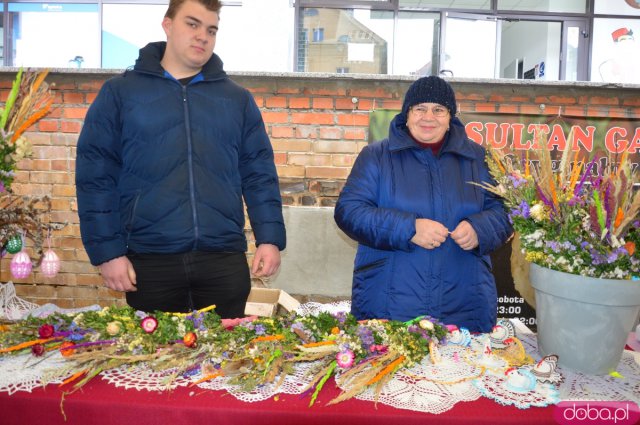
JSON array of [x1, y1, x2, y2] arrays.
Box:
[[244, 288, 300, 317]]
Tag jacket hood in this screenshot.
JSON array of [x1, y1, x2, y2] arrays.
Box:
[[388, 112, 477, 160], [134, 41, 227, 81]]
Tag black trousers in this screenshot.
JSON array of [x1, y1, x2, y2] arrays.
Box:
[[125, 251, 250, 319]]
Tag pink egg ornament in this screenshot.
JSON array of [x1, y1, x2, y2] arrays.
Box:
[[10, 250, 32, 279], [40, 249, 61, 278]]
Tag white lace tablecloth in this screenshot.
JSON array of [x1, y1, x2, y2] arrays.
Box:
[[1, 296, 639, 413]]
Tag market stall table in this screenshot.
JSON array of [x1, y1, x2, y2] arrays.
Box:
[[0, 374, 558, 425], [0, 295, 638, 425]]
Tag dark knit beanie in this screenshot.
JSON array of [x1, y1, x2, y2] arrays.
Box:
[[401, 76, 457, 116]]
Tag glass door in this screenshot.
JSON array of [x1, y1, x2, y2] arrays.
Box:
[[441, 13, 588, 81], [562, 19, 588, 81], [498, 19, 562, 80], [441, 12, 498, 78]]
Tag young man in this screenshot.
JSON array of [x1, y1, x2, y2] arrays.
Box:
[[75, 0, 286, 318]]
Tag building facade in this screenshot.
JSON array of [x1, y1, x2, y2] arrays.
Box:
[[1, 0, 640, 83]]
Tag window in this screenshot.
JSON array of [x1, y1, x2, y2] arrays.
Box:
[[101, 1, 295, 72], [443, 14, 497, 78], [497, 0, 586, 14], [1, 0, 637, 83], [298, 7, 391, 74], [312, 27, 324, 42], [594, 0, 640, 15], [399, 0, 489, 10], [8, 3, 99, 68], [395, 11, 439, 75], [295, 3, 591, 81], [214, 0, 294, 72], [102, 4, 166, 69], [498, 20, 561, 81], [591, 18, 640, 84]]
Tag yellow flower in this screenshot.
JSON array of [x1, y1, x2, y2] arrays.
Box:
[[525, 251, 545, 263], [106, 321, 122, 336], [529, 203, 546, 222]]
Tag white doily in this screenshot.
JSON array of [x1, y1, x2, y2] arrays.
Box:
[[295, 301, 352, 316], [517, 333, 640, 403], [197, 360, 320, 402], [0, 281, 39, 321], [473, 371, 560, 409], [100, 363, 192, 391], [21, 302, 102, 320], [348, 345, 484, 414], [0, 352, 66, 394]]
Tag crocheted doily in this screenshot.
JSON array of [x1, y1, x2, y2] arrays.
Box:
[[101, 364, 192, 391], [0, 351, 66, 394], [0, 281, 40, 321], [350, 344, 484, 414]]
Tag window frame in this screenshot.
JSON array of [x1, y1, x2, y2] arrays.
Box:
[[292, 0, 608, 81]]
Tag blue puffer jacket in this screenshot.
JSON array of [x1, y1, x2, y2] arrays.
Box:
[[76, 42, 285, 266], [334, 113, 512, 332]]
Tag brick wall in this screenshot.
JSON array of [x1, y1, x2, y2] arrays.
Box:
[[1, 70, 639, 308]]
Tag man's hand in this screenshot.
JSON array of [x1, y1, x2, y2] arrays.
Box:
[[251, 244, 281, 277], [450, 221, 479, 251], [411, 218, 449, 249], [99, 256, 137, 292]]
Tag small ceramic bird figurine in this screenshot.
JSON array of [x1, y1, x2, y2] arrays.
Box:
[[489, 319, 516, 348], [482, 335, 493, 357], [447, 326, 472, 346], [504, 367, 537, 392], [522, 354, 564, 385], [531, 354, 558, 379], [497, 337, 532, 366]]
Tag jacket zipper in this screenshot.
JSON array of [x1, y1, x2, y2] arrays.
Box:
[[182, 85, 199, 248]]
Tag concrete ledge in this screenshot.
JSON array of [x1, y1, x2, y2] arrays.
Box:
[[269, 206, 356, 298]]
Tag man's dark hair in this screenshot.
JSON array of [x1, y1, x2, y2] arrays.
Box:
[[165, 0, 222, 19]]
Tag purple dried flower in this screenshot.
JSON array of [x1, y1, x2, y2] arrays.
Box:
[[356, 325, 374, 347], [546, 241, 561, 253], [508, 174, 527, 189], [574, 158, 595, 196], [603, 181, 613, 230], [509, 200, 530, 223], [535, 183, 554, 212], [333, 311, 348, 324]]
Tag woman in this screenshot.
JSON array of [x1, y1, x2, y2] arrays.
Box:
[[334, 76, 512, 333]]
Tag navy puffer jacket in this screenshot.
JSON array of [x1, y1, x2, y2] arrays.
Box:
[[76, 42, 285, 266], [334, 113, 512, 332]]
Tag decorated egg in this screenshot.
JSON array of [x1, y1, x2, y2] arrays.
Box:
[[5, 235, 22, 254], [40, 249, 61, 278], [10, 250, 32, 279]]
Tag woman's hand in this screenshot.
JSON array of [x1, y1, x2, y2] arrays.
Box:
[[450, 221, 479, 250], [411, 218, 449, 249]]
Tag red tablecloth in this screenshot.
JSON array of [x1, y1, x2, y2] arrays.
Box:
[[0, 376, 557, 425]]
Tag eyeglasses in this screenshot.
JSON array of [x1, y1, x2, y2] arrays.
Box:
[[410, 105, 449, 118]]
